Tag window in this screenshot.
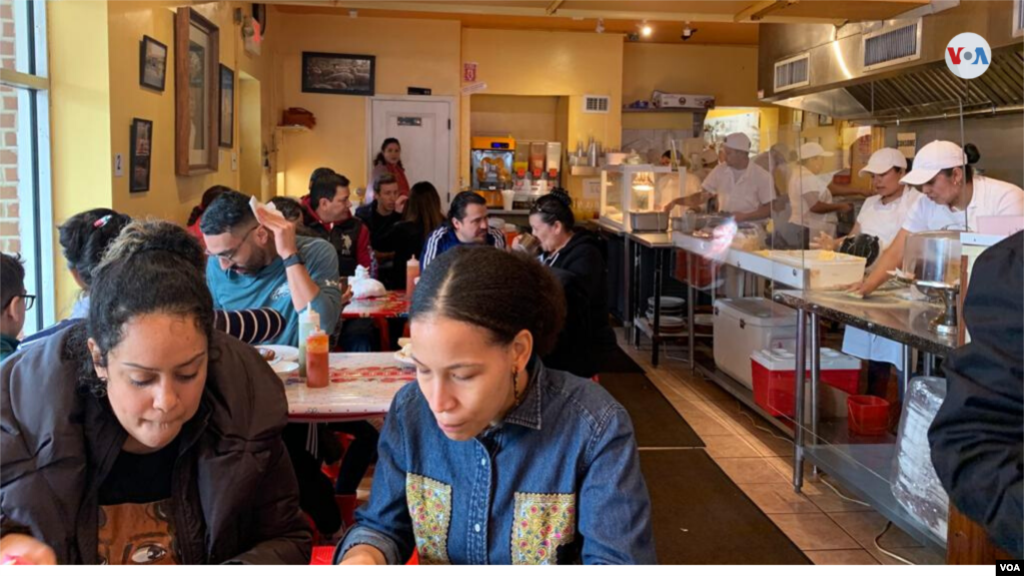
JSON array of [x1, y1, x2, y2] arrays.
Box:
[[1, 0, 55, 334]]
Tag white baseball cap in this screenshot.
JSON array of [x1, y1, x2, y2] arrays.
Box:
[[859, 147, 908, 177], [723, 133, 751, 153], [900, 140, 967, 186], [799, 142, 835, 159]]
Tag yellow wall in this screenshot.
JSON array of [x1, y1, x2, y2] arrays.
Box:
[[471, 95, 561, 143], [461, 28, 623, 198], [275, 13, 461, 197], [48, 0, 113, 316], [106, 1, 279, 224], [623, 43, 760, 108]]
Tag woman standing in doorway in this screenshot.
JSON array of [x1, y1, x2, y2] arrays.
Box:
[[365, 138, 411, 206]]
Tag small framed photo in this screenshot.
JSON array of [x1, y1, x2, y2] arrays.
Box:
[[302, 52, 376, 96], [139, 35, 168, 91], [219, 64, 234, 148], [130, 118, 153, 193], [818, 114, 834, 126]]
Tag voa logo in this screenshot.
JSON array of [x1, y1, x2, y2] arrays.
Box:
[[945, 32, 991, 79]]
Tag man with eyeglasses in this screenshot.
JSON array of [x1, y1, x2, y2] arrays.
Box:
[[1, 253, 33, 362], [201, 190, 342, 347]]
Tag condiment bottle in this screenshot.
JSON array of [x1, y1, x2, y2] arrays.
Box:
[[305, 329, 330, 389], [298, 304, 320, 377], [406, 256, 420, 296]]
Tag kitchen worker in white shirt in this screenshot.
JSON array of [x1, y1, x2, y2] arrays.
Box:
[[663, 133, 773, 222], [813, 148, 923, 397], [788, 142, 855, 242], [855, 140, 1024, 297]]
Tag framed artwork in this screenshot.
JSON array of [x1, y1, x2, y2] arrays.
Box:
[[302, 52, 376, 96], [219, 64, 234, 148], [139, 35, 168, 91], [174, 7, 220, 176], [818, 114, 834, 126], [130, 118, 153, 193]]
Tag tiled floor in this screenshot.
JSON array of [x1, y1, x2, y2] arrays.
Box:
[[618, 333, 946, 566]]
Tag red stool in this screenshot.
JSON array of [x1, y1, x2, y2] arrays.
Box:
[[309, 546, 421, 565]]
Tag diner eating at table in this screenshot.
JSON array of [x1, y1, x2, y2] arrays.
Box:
[[335, 247, 655, 565], [420, 191, 507, 271], [0, 222, 310, 565]]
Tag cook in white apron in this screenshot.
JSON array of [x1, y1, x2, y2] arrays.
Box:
[[835, 149, 922, 377]]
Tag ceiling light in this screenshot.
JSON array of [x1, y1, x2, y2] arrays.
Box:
[[640, 22, 653, 37]]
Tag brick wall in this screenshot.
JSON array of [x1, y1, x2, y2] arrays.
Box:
[[0, 0, 19, 255]]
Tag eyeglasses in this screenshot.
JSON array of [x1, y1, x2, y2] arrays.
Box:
[[207, 225, 259, 263], [3, 293, 35, 312]]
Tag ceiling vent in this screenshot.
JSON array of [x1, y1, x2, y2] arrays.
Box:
[[863, 19, 922, 72], [583, 95, 610, 113], [774, 53, 810, 92]]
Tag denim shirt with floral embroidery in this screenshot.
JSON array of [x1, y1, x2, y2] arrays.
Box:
[[335, 360, 656, 565]]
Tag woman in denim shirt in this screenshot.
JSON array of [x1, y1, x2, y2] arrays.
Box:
[[336, 247, 655, 565]]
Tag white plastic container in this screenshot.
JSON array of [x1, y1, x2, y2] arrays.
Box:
[[763, 250, 867, 290], [713, 298, 798, 389]]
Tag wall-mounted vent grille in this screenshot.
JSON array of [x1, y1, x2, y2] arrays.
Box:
[[863, 20, 922, 71], [583, 95, 610, 113], [774, 53, 810, 92]]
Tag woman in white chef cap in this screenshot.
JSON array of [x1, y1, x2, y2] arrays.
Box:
[[854, 141, 1024, 297], [814, 148, 923, 396]]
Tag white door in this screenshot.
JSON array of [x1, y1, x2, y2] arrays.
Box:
[[370, 98, 453, 205]]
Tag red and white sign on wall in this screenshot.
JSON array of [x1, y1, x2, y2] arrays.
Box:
[[463, 62, 477, 83]]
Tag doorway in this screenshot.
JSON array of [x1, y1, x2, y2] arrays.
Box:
[[369, 97, 455, 205], [239, 73, 262, 198]]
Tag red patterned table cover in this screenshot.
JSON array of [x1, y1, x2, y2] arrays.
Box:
[[284, 352, 415, 422], [341, 290, 410, 319]]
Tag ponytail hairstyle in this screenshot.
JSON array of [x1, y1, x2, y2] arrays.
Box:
[[373, 137, 403, 169], [940, 143, 980, 184], [410, 247, 566, 357], [529, 188, 575, 231], [69, 220, 214, 397], [58, 208, 132, 289], [187, 185, 232, 227]]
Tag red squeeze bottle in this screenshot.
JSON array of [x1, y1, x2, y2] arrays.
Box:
[[306, 330, 330, 389]]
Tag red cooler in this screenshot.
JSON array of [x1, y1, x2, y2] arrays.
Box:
[[751, 348, 862, 417]]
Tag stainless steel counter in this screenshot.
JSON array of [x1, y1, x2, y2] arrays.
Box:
[[773, 289, 957, 357]]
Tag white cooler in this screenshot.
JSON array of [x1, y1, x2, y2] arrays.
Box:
[[713, 298, 798, 389]]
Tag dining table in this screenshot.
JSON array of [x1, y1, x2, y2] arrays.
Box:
[[341, 290, 411, 350], [283, 352, 415, 423]]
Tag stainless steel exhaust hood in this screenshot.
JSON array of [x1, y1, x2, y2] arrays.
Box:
[[758, 0, 1024, 123]]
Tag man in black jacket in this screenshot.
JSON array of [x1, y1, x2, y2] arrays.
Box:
[[929, 230, 1023, 558]]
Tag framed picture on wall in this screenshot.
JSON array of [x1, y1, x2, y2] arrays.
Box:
[[139, 35, 168, 91], [174, 7, 220, 175], [818, 114, 834, 126], [301, 52, 376, 96], [219, 64, 234, 148], [130, 118, 153, 193]]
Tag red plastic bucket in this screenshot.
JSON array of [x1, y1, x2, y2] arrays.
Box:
[[847, 395, 890, 436]]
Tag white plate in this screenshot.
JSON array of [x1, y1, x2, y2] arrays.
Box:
[[272, 361, 299, 375], [257, 345, 299, 363], [647, 296, 684, 308]]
